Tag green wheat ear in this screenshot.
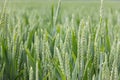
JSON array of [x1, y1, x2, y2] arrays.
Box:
[[0, 0, 7, 25], [36, 61, 39, 80], [29, 67, 33, 80]]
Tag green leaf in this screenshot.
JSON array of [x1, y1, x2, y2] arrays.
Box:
[[25, 48, 35, 63], [83, 58, 92, 80], [0, 63, 5, 78], [53, 59, 66, 80], [105, 18, 111, 53]]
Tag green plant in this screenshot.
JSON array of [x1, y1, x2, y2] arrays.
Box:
[[0, 0, 120, 80]]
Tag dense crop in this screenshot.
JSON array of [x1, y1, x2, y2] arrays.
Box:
[[0, 0, 120, 80]]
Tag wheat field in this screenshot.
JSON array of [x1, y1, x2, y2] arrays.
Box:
[[0, 0, 120, 80]]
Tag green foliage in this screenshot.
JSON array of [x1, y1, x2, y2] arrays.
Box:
[[0, 0, 120, 80]]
